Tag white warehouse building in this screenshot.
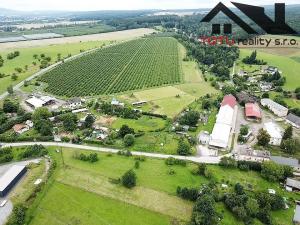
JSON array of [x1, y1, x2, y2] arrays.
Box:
[[261, 98, 288, 117], [263, 122, 283, 146], [209, 95, 238, 149]]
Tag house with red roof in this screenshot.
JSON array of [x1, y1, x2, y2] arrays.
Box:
[[245, 103, 262, 121]]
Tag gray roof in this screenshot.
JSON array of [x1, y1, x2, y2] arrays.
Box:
[[286, 178, 300, 189], [287, 113, 300, 127], [270, 156, 299, 168], [68, 97, 81, 104], [294, 205, 300, 222], [0, 165, 26, 192]]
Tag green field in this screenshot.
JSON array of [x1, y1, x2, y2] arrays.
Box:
[[0, 23, 115, 38], [18, 147, 298, 225], [129, 132, 180, 154], [239, 49, 300, 91], [39, 37, 181, 97], [111, 116, 167, 132], [0, 41, 110, 94], [30, 182, 172, 225], [269, 91, 300, 108]]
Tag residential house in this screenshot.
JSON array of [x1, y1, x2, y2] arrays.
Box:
[[286, 113, 300, 129], [263, 122, 283, 146], [263, 66, 278, 75], [259, 82, 273, 92], [93, 125, 110, 140], [13, 124, 29, 135], [261, 98, 289, 117], [199, 131, 210, 145], [111, 98, 124, 107], [66, 98, 82, 109], [235, 148, 270, 162], [25, 120, 34, 128]]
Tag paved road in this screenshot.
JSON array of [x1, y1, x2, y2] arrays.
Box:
[[2, 142, 221, 164], [0, 200, 12, 225]]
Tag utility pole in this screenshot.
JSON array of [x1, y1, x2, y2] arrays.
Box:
[[60, 146, 65, 168]]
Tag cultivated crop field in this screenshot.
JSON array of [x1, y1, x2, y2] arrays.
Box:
[[39, 37, 181, 97]]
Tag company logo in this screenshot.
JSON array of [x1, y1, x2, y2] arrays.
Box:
[[201, 2, 297, 35]]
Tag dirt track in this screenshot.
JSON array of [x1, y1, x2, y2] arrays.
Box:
[[0, 28, 155, 50]]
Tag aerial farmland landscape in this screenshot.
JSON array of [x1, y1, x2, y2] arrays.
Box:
[[0, 1, 300, 225]]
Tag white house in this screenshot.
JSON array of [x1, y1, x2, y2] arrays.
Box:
[[66, 98, 82, 109], [25, 120, 34, 128], [111, 98, 124, 107], [263, 122, 283, 146], [261, 98, 288, 117]]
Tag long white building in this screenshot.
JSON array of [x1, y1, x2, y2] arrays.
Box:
[[261, 98, 288, 117], [0, 165, 27, 197], [209, 95, 238, 149]]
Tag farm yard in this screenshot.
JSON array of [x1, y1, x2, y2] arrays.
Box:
[[39, 37, 182, 97]]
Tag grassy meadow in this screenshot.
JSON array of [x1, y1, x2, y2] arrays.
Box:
[[11, 147, 298, 225], [111, 116, 167, 132]]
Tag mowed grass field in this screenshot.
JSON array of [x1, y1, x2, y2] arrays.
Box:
[[111, 115, 167, 132], [24, 147, 298, 225], [239, 48, 300, 91], [30, 182, 172, 225], [0, 41, 111, 94], [39, 37, 182, 97], [118, 44, 218, 118]]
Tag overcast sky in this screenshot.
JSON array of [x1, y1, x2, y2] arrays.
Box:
[[1, 0, 299, 11]]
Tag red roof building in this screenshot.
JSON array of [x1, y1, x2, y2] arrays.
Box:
[[245, 103, 262, 120], [221, 95, 237, 109]]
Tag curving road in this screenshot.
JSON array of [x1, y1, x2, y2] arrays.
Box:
[[2, 142, 221, 164], [0, 41, 123, 101]]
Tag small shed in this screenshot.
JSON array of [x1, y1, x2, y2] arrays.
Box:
[[199, 131, 210, 145]]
